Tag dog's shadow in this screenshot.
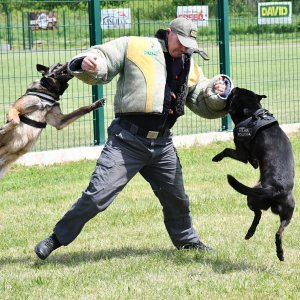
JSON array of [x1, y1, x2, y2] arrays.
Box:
[[0, 247, 263, 274]]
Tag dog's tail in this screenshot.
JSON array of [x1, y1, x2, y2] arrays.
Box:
[[227, 174, 284, 199]]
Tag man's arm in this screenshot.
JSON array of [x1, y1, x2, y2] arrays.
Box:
[[186, 63, 233, 119], [67, 36, 128, 85]]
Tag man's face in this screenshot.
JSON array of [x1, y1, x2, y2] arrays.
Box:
[[167, 30, 189, 58]]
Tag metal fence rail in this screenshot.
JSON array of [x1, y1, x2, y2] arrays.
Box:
[[0, 0, 299, 151]]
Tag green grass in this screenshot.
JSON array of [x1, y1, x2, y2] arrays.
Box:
[[0, 135, 300, 299]]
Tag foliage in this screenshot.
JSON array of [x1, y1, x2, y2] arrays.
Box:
[[0, 0, 88, 12], [0, 0, 299, 16], [231, 23, 299, 35]]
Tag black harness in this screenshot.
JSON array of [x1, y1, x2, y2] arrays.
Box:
[[233, 108, 278, 149], [19, 75, 69, 128], [19, 115, 47, 128], [19, 91, 59, 129]]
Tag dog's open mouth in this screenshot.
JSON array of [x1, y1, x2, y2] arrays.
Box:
[[58, 68, 72, 77], [53, 63, 67, 75], [48, 63, 73, 80]]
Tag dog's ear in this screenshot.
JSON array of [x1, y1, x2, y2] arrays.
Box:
[[256, 94, 267, 102], [36, 64, 49, 75]]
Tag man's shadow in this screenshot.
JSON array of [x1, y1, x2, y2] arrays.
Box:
[[0, 247, 266, 274]]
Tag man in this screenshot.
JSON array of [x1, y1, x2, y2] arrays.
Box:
[[35, 17, 232, 260]]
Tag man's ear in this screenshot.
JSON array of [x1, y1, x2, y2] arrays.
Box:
[[36, 64, 49, 75]]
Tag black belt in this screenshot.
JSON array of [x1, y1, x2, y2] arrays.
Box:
[[117, 118, 170, 139]]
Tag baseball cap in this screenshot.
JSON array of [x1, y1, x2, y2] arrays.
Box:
[[169, 17, 209, 60]]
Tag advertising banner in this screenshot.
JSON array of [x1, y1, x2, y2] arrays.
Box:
[[177, 6, 209, 27], [30, 12, 57, 30], [101, 8, 131, 29], [258, 2, 292, 25]]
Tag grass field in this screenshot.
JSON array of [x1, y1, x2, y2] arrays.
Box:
[[0, 135, 299, 299]]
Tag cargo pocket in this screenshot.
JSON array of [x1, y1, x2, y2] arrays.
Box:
[[87, 156, 116, 194]]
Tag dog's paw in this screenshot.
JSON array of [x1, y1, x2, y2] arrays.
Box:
[[212, 154, 223, 162], [91, 98, 106, 110]]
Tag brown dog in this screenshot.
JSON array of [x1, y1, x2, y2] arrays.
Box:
[[212, 87, 295, 261], [0, 63, 105, 179]]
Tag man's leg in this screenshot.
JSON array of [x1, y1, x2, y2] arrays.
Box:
[[34, 121, 150, 259], [139, 139, 212, 250]]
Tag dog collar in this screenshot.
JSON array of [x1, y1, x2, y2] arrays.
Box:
[[234, 109, 278, 143]]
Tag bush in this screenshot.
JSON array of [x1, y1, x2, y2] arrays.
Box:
[[231, 23, 298, 35]]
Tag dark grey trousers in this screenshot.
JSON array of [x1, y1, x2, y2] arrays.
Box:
[[54, 119, 200, 248]]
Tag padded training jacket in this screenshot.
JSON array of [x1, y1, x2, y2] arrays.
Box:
[[68, 36, 232, 119]]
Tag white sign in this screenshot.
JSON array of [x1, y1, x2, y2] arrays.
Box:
[[258, 2, 292, 25], [30, 12, 57, 30], [177, 6, 209, 27], [101, 8, 131, 29]]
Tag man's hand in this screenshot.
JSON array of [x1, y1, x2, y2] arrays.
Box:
[[213, 76, 226, 95], [81, 56, 98, 72]]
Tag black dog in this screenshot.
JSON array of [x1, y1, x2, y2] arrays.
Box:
[[212, 87, 295, 261]]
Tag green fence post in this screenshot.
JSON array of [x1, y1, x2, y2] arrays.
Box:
[[3, 3, 11, 49], [22, 13, 26, 50], [256, 1, 260, 45], [137, 9, 141, 36], [218, 0, 232, 131], [6, 11, 12, 49], [27, 12, 33, 50], [63, 9, 67, 50], [88, 0, 105, 145]]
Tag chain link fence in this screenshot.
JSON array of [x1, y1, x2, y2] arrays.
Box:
[[0, 0, 299, 151]]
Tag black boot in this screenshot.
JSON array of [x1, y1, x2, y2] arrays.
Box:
[[34, 233, 61, 260], [178, 240, 214, 252]]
